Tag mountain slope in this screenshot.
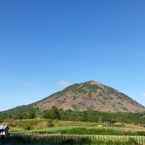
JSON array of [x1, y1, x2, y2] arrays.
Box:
[[34, 81, 145, 113]]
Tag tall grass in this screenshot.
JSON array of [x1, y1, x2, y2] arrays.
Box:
[[1, 134, 145, 145]]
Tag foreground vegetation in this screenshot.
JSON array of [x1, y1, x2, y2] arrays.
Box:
[[11, 127, 145, 136], [1, 106, 145, 145], [0, 118, 143, 135], [1, 134, 145, 145]]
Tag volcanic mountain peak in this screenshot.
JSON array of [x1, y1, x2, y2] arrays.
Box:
[[86, 80, 98, 85], [35, 80, 145, 113]]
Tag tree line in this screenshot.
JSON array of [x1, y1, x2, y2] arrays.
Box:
[[0, 106, 145, 125]]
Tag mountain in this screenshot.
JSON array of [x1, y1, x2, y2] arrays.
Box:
[[34, 81, 145, 113]]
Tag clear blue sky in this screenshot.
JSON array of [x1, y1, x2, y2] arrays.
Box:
[[0, 0, 145, 111]]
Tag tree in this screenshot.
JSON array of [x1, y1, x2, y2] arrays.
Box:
[[43, 106, 61, 120]]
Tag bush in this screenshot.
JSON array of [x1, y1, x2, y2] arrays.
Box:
[[47, 120, 54, 127]]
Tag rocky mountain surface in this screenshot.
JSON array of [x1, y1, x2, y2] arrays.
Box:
[[34, 81, 145, 113]]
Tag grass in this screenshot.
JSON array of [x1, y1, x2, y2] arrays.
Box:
[[10, 126, 145, 136], [2, 119, 145, 145], [6, 119, 145, 136], [7, 118, 145, 130], [1, 134, 145, 145]]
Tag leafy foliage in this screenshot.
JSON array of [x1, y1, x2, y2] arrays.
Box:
[[1, 106, 145, 125]]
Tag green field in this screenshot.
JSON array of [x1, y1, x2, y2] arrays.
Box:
[[7, 119, 145, 135], [1, 119, 145, 145], [0, 119, 145, 145]]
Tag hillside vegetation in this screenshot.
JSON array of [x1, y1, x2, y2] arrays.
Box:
[[1, 106, 145, 125]]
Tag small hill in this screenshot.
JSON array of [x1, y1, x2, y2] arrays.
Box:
[[34, 81, 145, 113]]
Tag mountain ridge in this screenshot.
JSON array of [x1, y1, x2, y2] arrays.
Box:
[[34, 80, 145, 113]]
